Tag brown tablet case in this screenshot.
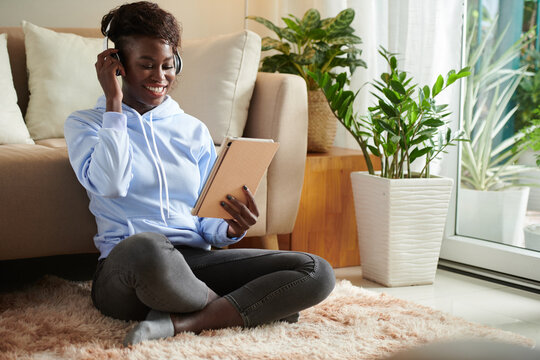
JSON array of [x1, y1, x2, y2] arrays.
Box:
[[192, 137, 279, 219]]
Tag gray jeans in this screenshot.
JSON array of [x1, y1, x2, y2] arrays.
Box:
[[91, 232, 335, 326]]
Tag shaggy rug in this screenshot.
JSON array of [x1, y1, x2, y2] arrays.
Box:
[[0, 276, 534, 360]]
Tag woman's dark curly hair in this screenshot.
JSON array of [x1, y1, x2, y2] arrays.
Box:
[[101, 1, 181, 52]]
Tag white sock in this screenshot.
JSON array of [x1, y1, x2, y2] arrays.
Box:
[[123, 310, 175, 346]]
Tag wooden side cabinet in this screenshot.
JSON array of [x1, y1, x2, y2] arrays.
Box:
[[286, 147, 379, 268]]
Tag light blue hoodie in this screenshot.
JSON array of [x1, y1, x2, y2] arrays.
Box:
[[65, 95, 242, 259]]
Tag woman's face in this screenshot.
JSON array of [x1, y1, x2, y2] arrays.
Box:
[[120, 36, 177, 114]]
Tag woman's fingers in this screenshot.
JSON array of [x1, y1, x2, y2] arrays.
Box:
[[242, 185, 259, 217], [95, 49, 124, 76], [224, 194, 257, 226], [221, 186, 259, 237], [221, 200, 249, 230], [224, 218, 244, 236]]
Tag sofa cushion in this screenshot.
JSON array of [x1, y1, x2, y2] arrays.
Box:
[[0, 33, 33, 145], [22, 21, 261, 145], [170, 30, 261, 145], [22, 21, 104, 140]]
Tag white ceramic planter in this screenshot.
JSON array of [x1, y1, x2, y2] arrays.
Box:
[[350, 172, 454, 287], [524, 224, 540, 251], [457, 187, 530, 246]]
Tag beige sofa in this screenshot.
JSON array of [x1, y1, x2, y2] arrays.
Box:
[[0, 27, 308, 261]]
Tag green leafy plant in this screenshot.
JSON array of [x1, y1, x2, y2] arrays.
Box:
[[247, 8, 366, 90], [461, 16, 539, 191], [514, 49, 540, 130], [513, 49, 540, 168], [309, 47, 469, 179]]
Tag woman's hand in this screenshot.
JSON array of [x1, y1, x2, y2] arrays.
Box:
[[221, 185, 259, 238], [95, 49, 125, 113]]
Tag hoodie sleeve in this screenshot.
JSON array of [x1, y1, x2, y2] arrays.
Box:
[[196, 135, 245, 247], [64, 110, 133, 198]]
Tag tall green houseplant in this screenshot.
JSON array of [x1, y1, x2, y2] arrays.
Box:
[[247, 8, 367, 152], [309, 47, 469, 178], [309, 48, 469, 287]]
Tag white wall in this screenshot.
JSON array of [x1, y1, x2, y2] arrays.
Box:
[[0, 0, 246, 40]]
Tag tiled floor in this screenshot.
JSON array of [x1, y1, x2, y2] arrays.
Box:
[[334, 266, 540, 346]]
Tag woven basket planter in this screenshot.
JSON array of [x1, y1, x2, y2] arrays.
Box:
[[307, 89, 337, 153]]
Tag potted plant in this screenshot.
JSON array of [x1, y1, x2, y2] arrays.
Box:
[[247, 8, 366, 152], [309, 47, 469, 286], [458, 17, 540, 246]]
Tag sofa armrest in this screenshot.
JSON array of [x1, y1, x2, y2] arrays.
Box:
[[0, 144, 97, 260], [243, 72, 308, 234]]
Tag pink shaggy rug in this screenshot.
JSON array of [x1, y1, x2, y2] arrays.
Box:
[[0, 276, 534, 360]]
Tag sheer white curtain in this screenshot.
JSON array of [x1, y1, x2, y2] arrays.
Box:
[[247, 0, 463, 174]]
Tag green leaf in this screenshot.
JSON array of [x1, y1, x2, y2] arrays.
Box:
[[410, 134, 430, 145], [383, 88, 400, 104], [326, 8, 355, 34], [282, 17, 302, 35], [378, 100, 398, 117], [246, 16, 282, 37], [261, 37, 290, 53], [367, 145, 381, 157], [280, 28, 297, 43], [292, 47, 316, 65], [308, 28, 326, 40], [390, 56, 397, 70], [446, 67, 471, 87], [344, 104, 353, 127], [326, 34, 363, 45], [422, 118, 445, 127], [390, 79, 406, 94], [375, 118, 397, 135], [260, 54, 298, 75], [302, 8, 321, 31], [423, 85, 430, 98], [409, 147, 431, 163], [432, 75, 444, 96]]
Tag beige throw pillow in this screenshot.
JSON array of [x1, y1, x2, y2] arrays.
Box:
[[23, 21, 103, 140], [0, 33, 34, 145], [170, 30, 261, 145]]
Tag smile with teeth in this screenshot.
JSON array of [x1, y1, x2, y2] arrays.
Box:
[[145, 85, 166, 94]]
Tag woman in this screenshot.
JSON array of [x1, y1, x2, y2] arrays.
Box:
[[64, 1, 335, 347]]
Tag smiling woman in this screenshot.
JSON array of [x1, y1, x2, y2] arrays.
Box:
[[119, 36, 177, 113], [98, 1, 181, 114], [62, 0, 335, 348]]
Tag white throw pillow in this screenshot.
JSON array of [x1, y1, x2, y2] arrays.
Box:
[[23, 21, 103, 140], [170, 30, 261, 145], [0, 33, 34, 145]]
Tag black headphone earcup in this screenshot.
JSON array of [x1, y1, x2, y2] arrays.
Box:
[[175, 52, 182, 74]]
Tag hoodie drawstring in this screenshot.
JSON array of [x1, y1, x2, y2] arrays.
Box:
[[149, 113, 170, 219], [136, 112, 170, 225]]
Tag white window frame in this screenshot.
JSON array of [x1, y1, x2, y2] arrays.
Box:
[[439, 0, 540, 286]]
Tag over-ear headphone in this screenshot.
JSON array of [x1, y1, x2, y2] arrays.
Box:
[[103, 20, 183, 75]]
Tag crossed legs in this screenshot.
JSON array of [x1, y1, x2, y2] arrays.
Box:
[[91, 232, 335, 345]]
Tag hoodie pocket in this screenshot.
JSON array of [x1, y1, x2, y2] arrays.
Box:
[[126, 216, 169, 236]]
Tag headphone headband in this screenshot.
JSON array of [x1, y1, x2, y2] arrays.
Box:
[[102, 19, 183, 75]]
